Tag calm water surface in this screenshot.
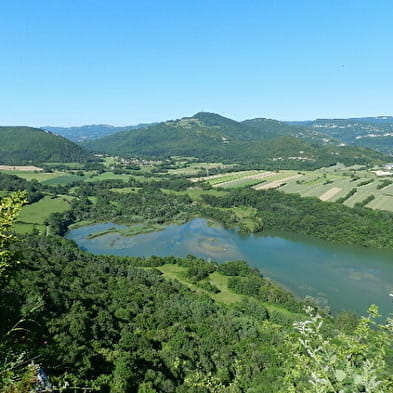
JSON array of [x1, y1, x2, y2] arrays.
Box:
[[67, 218, 393, 315]]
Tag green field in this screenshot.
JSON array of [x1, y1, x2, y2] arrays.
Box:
[[87, 172, 132, 182], [87, 172, 161, 182], [157, 264, 303, 324], [205, 170, 298, 188], [168, 162, 235, 175], [15, 196, 70, 234], [4, 170, 64, 182], [2, 170, 80, 185], [220, 178, 265, 188], [42, 162, 85, 169], [157, 264, 245, 305], [103, 156, 116, 167], [42, 174, 80, 185], [207, 171, 257, 185]]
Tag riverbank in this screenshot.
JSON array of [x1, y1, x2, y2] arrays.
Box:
[[66, 218, 393, 316]]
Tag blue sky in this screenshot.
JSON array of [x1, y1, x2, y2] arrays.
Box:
[[1, 0, 393, 126]]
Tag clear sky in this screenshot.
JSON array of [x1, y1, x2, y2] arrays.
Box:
[[1, 0, 393, 126]]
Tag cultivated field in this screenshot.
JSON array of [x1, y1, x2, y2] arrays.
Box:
[[195, 166, 393, 212], [253, 174, 302, 190], [214, 171, 275, 188], [319, 187, 342, 201], [191, 170, 257, 183], [169, 162, 234, 176]]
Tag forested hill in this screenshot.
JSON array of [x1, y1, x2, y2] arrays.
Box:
[[83, 112, 387, 169], [43, 123, 156, 142], [287, 116, 393, 155], [0, 126, 89, 164], [242, 117, 328, 142]]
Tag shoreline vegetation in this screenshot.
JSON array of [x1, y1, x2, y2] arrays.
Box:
[[86, 223, 165, 239], [83, 218, 223, 240]]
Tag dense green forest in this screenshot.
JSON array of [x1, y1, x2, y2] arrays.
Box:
[[200, 187, 393, 248], [0, 172, 46, 203], [83, 113, 387, 169], [0, 127, 89, 164], [1, 193, 392, 392], [242, 117, 326, 142]]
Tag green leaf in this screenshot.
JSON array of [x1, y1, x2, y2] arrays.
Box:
[[354, 374, 363, 385], [335, 369, 346, 382]]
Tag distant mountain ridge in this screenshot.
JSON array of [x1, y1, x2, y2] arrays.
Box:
[[242, 118, 330, 143], [0, 126, 88, 164], [83, 112, 387, 169], [286, 116, 393, 155], [43, 123, 156, 142]]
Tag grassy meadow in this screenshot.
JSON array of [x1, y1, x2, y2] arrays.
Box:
[[15, 195, 71, 234], [157, 264, 303, 323]]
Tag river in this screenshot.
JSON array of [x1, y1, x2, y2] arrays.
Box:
[[66, 218, 393, 316]]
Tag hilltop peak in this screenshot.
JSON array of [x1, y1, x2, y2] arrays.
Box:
[[191, 112, 242, 127]]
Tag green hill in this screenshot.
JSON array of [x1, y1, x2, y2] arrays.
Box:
[[243, 117, 330, 142], [43, 122, 156, 142], [83, 112, 387, 169], [0, 126, 88, 164]]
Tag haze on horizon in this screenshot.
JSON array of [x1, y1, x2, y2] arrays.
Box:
[[1, 0, 393, 127]]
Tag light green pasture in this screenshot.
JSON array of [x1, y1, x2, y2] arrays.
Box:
[[4, 171, 67, 183], [168, 162, 234, 175], [17, 196, 70, 225], [87, 172, 132, 182], [157, 265, 245, 305]]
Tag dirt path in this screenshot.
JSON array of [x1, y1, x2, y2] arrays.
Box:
[[319, 187, 342, 201]]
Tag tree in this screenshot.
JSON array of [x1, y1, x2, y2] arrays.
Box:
[[281, 305, 393, 392], [0, 192, 26, 282], [0, 192, 41, 393]]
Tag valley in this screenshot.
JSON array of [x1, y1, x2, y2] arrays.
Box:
[[1, 115, 393, 392], [3, 3, 393, 391]]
